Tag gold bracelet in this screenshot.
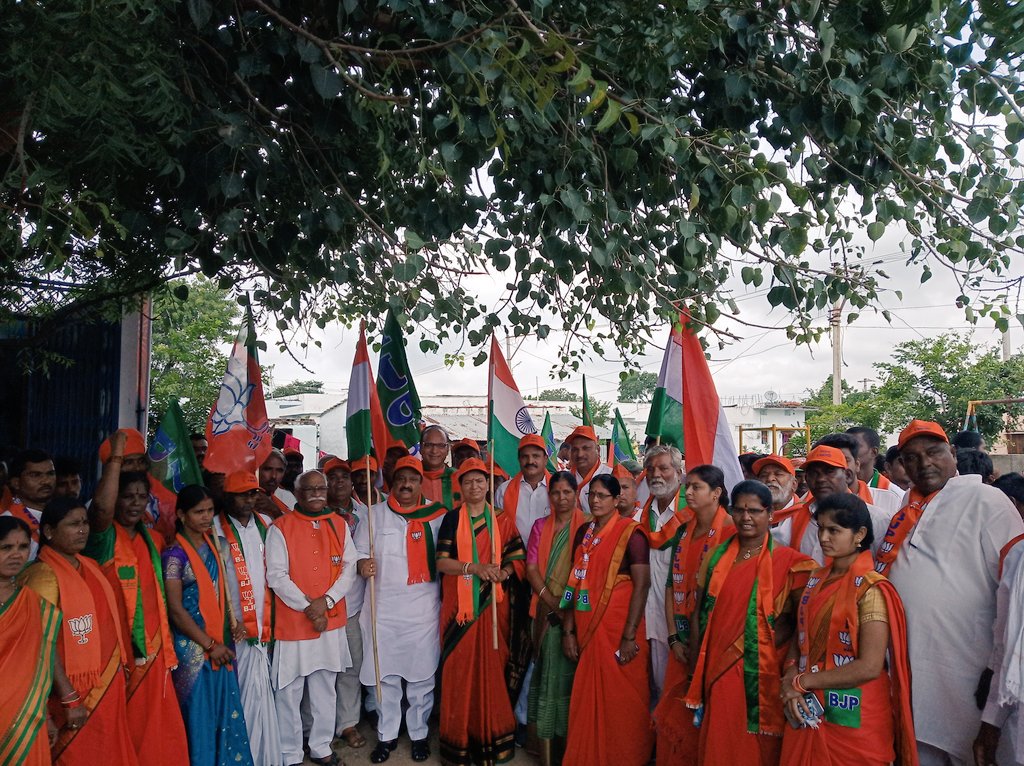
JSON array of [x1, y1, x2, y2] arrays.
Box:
[[539, 585, 547, 596]]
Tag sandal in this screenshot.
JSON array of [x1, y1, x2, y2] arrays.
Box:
[[309, 754, 341, 766], [339, 727, 366, 748]]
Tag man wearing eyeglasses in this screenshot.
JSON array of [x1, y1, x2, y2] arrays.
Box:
[[420, 425, 460, 509], [266, 470, 358, 766]]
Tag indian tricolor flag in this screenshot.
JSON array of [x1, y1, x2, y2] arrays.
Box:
[[680, 309, 744, 492], [645, 318, 685, 450], [346, 324, 389, 462], [488, 335, 537, 476]]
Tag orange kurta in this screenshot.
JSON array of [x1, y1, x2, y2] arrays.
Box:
[[563, 515, 653, 766], [438, 506, 525, 766], [21, 554, 139, 766]]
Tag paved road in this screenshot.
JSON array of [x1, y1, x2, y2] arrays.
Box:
[[303, 723, 531, 765]]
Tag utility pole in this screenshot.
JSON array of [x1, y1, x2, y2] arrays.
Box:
[[1003, 329, 1012, 362], [831, 303, 843, 405], [858, 377, 872, 392]]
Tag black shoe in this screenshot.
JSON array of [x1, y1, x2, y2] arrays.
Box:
[[370, 739, 397, 764], [411, 739, 430, 762]]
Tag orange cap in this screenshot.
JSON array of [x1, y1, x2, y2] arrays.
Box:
[[322, 458, 350, 475], [753, 454, 795, 477], [350, 455, 378, 473], [393, 456, 424, 477], [452, 438, 480, 453], [454, 457, 489, 484], [518, 434, 547, 452], [567, 425, 598, 444], [283, 447, 303, 458], [898, 419, 949, 449], [804, 445, 849, 470], [223, 471, 264, 494], [99, 429, 147, 464]]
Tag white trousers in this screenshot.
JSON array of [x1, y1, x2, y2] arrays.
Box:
[[918, 742, 969, 766], [377, 674, 434, 742], [649, 637, 668, 704], [336, 612, 365, 733], [277, 668, 337, 762]]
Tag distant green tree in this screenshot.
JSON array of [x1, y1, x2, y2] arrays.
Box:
[[570, 399, 611, 428], [150, 278, 240, 433], [273, 379, 325, 397], [802, 333, 1024, 445], [618, 371, 658, 402], [536, 388, 579, 401]]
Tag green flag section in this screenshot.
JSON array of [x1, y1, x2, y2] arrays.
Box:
[[346, 324, 388, 461], [582, 375, 594, 427], [149, 400, 204, 492], [646, 318, 685, 449], [488, 335, 538, 477], [377, 310, 422, 450], [542, 412, 558, 472], [608, 408, 638, 465]]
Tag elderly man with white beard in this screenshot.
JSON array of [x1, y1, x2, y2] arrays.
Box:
[[753, 454, 801, 525], [635, 445, 687, 702]]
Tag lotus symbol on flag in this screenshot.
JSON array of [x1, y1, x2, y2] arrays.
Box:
[[514, 407, 537, 435], [210, 367, 257, 436]]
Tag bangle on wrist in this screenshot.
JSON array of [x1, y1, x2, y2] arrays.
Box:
[[108, 456, 124, 464], [668, 635, 680, 647], [61, 698, 82, 709], [539, 585, 548, 596], [792, 672, 809, 694], [205, 637, 216, 651], [462, 562, 471, 576]]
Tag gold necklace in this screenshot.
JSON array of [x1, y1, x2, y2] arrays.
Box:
[[740, 543, 764, 560]]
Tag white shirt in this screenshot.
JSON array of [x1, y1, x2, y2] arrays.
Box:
[[275, 488, 297, 510], [887, 474, 1023, 760], [333, 506, 366, 617], [355, 501, 444, 684], [265, 518, 358, 688], [770, 497, 893, 566], [214, 512, 272, 640], [495, 475, 549, 544], [575, 463, 612, 515], [983, 538, 1024, 765], [866, 483, 905, 516], [643, 495, 677, 645]]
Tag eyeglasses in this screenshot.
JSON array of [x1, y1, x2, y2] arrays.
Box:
[[729, 506, 768, 516], [590, 491, 614, 500], [299, 486, 328, 494]]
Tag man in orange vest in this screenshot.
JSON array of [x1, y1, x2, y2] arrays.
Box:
[[266, 470, 358, 766]]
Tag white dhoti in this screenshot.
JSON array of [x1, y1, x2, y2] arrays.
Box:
[[235, 640, 283, 766], [336, 611, 365, 734]]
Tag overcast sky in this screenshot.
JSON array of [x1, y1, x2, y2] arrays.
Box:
[[260, 225, 1019, 405]]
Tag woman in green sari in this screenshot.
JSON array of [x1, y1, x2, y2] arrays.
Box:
[[524, 472, 586, 766]]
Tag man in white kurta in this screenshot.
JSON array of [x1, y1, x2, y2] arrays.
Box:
[[324, 458, 366, 746], [215, 471, 282, 766], [568, 425, 611, 514], [355, 457, 446, 763], [771, 445, 893, 565], [881, 420, 1024, 766], [266, 470, 358, 766], [495, 435, 551, 548], [637, 444, 685, 702]]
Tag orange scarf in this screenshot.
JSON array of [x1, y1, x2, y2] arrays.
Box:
[[772, 497, 804, 527], [668, 505, 731, 643], [176, 532, 230, 663], [4, 501, 40, 542], [796, 551, 918, 765], [788, 503, 815, 555], [874, 487, 940, 576], [455, 504, 503, 624], [684, 534, 786, 735], [575, 461, 602, 500], [38, 547, 127, 691], [856, 480, 873, 504], [387, 495, 448, 584], [640, 493, 687, 550], [218, 513, 272, 644], [532, 505, 586, 617], [112, 523, 178, 670], [500, 472, 550, 529]]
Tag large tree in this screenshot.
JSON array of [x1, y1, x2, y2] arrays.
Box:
[[150, 277, 241, 432], [803, 333, 1024, 444], [3, 0, 1023, 368], [618, 371, 657, 402]]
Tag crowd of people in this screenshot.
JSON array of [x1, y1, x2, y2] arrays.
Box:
[[3, 417, 1024, 766]]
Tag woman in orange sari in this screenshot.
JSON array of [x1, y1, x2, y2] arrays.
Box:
[[84, 467, 188, 766], [780, 493, 917, 766], [654, 464, 732, 766], [20, 497, 139, 766], [435, 458, 526, 765], [561, 473, 653, 766], [684, 480, 814, 766], [0, 516, 82, 766]]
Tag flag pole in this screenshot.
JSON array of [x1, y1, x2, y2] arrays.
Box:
[[366, 454, 383, 704], [489, 441, 499, 651]]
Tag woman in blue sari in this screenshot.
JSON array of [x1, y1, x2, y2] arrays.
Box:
[[162, 485, 253, 766]]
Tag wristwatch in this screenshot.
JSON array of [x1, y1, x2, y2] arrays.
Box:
[[324, 594, 336, 610]]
